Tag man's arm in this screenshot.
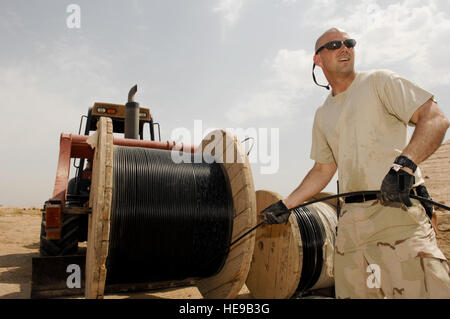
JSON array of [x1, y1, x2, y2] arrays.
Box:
[[400, 99, 450, 173], [283, 161, 337, 209]]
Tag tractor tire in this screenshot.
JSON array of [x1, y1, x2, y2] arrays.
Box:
[[78, 214, 89, 242], [67, 176, 90, 243], [39, 211, 80, 256], [39, 176, 90, 256]]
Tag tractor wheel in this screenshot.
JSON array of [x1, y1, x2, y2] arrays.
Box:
[[39, 211, 80, 256], [67, 176, 90, 243]]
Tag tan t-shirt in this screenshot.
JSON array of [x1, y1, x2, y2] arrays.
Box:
[[310, 69, 434, 193]]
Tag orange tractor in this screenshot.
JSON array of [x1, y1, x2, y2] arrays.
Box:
[[32, 86, 196, 298], [39, 85, 179, 256]]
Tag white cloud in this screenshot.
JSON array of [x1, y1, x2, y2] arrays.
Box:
[[226, 48, 314, 124], [302, 0, 450, 87], [0, 9, 24, 34], [271, 49, 313, 91], [47, 38, 116, 92], [132, 0, 144, 15], [226, 90, 293, 124], [224, 0, 450, 126], [213, 0, 246, 28], [0, 65, 81, 206], [0, 36, 121, 206]]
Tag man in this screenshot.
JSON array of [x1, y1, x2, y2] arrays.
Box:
[[261, 27, 450, 298]]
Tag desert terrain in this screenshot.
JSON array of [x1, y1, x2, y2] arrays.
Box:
[[0, 206, 253, 299], [0, 205, 449, 299]]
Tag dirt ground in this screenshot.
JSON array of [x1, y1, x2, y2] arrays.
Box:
[[0, 207, 42, 299], [0, 207, 252, 299], [0, 206, 449, 299]]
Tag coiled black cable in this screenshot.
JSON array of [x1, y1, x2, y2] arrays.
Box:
[[105, 146, 234, 285], [292, 206, 326, 293]]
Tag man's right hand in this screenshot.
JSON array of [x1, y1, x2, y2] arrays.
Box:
[[260, 200, 291, 224]]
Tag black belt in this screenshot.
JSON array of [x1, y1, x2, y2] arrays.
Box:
[[344, 193, 378, 203], [344, 188, 421, 204]]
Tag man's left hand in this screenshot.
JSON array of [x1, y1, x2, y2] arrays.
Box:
[[380, 168, 415, 207]]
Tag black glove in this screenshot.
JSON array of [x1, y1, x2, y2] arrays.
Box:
[[415, 185, 433, 219], [260, 200, 291, 224], [380, 168, 415, 207]]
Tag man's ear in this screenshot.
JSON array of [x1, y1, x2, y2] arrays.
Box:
[[313, 54, 322, 68]]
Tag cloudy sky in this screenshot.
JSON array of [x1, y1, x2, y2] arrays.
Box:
[[1, 0, 450, 206]]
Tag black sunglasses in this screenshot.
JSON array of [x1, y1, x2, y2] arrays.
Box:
[[312, 39, 357, 90], [315, 39, 356, 55]]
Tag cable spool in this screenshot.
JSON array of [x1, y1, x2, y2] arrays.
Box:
[[246, 190, 337, 299], [85, 118, 256, 299], [105, 146, 234, 284]]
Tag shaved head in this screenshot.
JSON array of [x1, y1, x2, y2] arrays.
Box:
[[312, 27, 356, 92], [315, 27, 349, 52]]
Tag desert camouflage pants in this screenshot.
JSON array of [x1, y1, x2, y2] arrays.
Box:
[[334, 198, 450, 299]]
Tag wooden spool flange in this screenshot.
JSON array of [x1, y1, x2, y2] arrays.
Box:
[[85, 117, 114, 299], [196, 129, 257, 299], [246, 190, 337, 299], [85, 121, 256, 299]]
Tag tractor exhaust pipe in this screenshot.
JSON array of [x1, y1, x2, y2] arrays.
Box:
[[125, 84, 139, 139]]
